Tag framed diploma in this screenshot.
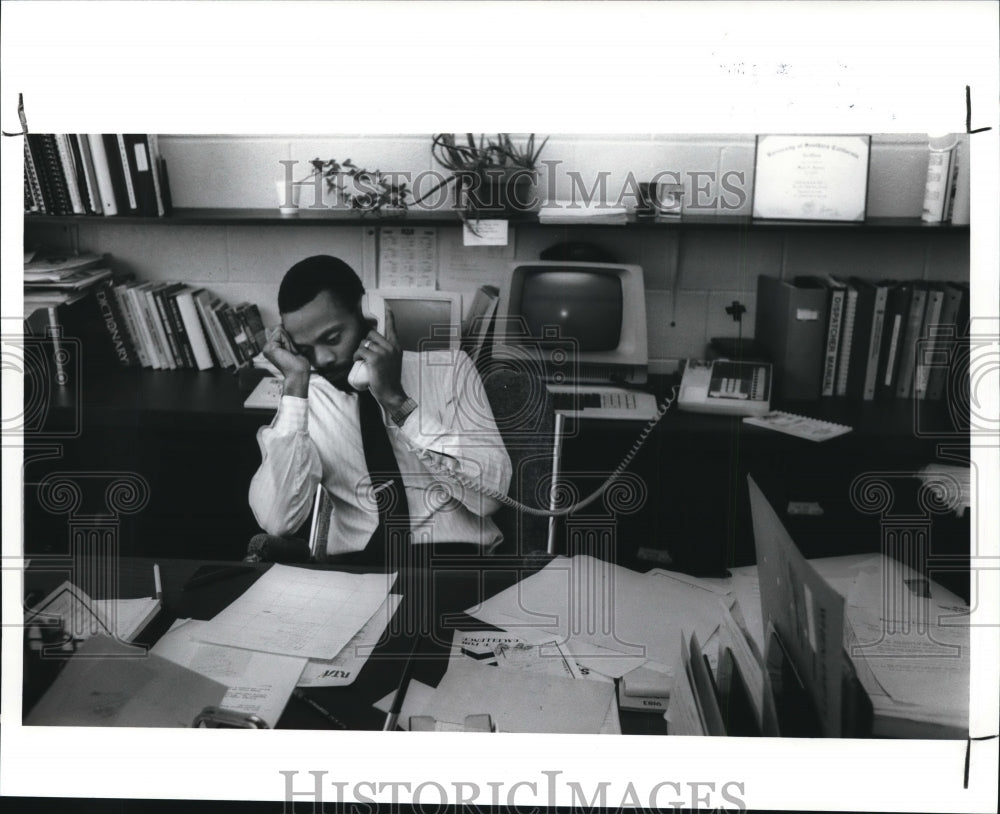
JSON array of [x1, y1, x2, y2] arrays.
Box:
[[752, 135, 871, 222]]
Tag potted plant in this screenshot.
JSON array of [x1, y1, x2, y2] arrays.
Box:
[[310, 158, 410, 215], [427, 133, 549, 217]]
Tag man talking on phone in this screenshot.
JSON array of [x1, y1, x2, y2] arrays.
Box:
[[248, 255, 512, 566]]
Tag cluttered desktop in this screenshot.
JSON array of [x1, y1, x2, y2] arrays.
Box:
[[21, 259, 972, 738]]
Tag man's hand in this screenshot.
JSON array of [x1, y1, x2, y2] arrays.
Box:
[[353, 308, 408, 412], [264, 326, 311, 398]]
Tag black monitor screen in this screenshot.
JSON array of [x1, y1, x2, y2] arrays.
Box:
[[519, 269, 623, 352], [384, 298, 454, 351]]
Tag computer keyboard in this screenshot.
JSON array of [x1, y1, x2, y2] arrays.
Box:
[[546, 385, 659, 421]]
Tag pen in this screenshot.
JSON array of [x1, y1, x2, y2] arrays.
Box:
[[383, 633, 422, 731], [291, 689, 347, 730], [182, 565, 256, 592], [153, 563, 162, 601]]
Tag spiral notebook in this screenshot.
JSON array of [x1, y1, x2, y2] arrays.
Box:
[[743, 411, 852, 442]]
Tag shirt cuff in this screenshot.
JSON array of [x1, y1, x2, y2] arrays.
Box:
[[272, 395, 310, 434], [396, 403, 460, 457]]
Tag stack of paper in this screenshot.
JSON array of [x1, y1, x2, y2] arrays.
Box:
[[192, 564, 396, 660], [297, 594, 403, 687], [153, 565, 399, 727], [466, 555, 721, 680], [26, 635, 227, 727], [152, 619, 307, 729], [663, 632, 726, 736], [27, 580, 161, 645]]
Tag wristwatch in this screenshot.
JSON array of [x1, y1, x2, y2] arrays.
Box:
[[390, 397, 418, 427]]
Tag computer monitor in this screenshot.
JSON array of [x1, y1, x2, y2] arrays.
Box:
[[365, 288, 463, 352], [494, 261, 648, 384]]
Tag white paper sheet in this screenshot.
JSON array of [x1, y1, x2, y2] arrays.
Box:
[[297, 594, 402, 687], [152, 619, 307, 728], [447, 630, 580, 679], [193, 564, 396, 660], [421, 659, 614, 734], [846, 608, 969, 713], [378, 227, 437, 288], [466, 555, 719, 667]]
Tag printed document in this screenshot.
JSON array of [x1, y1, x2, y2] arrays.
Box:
[[194, 564, 396, 660]]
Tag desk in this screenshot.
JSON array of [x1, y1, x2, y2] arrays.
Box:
[[556, 388, 970, 602], [23, 551, 967, 737]]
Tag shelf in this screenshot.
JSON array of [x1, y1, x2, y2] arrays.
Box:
[[24, 209, 971, 232]]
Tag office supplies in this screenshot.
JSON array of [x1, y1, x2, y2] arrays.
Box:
[[715, 599, 769, 734], [875, 281, 914, 399], [844, 277, 879, 399], [748, 475, 848, 736], [422, 658, 615, 734], [677, 359, 772, 416], [411, 714, 496, 732], [664, 633, 711, 736], [894, 281, 930, 398], [754, 274, 828, 401], [617, 662, 673, 712], [243, 375, 282, 410], [28, 580, 161, 645], [537, 201, 628, 225], [25, 635, 228, 727], [193, 707, 269, 728], [447, 630, 580, 679], [291, 689, 347, 729], [467, 554, 720, 669], [91, 596, 162, 643], [151, 618, 307, 730], [182, 564, 258, 592], [297, 594, 402, 687], [384, 633, 423, 731], [686, 631, 726, 735], [742, 410, 852, 442], [194, 564, 396, 660], [792, 275, 847, 397]]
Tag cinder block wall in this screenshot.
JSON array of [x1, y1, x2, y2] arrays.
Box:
[[26, 134, 969, 371]]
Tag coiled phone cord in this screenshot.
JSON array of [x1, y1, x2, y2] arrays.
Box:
[[421, 385, 679, 518]]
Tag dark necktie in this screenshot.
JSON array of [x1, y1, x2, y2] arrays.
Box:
[[356, 388, 411, 569]]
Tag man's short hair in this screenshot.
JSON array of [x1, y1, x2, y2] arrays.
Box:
[[278, 255, 365, 315]]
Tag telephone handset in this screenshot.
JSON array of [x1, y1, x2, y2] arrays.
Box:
[[347, 293, 386, 391], [345, 290, 679, 518]]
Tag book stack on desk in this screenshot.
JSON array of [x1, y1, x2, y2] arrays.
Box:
[[24, 251, 270, 378]]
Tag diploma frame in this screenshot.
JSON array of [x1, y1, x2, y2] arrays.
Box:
[[752, 134, 872, 222]]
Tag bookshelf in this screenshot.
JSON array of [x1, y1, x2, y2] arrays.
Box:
[[25, 209, 972, 231]]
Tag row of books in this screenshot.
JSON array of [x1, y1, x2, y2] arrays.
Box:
[[755, 274, 969, 403], [24, 134, 172, 217], [24, 250, 266, 381], [96, 281, 267, 371]]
